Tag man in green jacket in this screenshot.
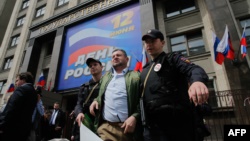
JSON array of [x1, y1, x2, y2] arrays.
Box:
[[90, 49, 142, 141]]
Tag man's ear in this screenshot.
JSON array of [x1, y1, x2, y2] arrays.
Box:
[[126, 56, 129, 62], [162, 40, 165, 46]]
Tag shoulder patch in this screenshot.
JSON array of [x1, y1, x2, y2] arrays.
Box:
[[180, 56, 192, 64]]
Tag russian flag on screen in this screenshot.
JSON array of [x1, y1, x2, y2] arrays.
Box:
[[7, 83, 15, 93], [134, 48, 148, 72], [37, 72, 45, 87], [216, 25, 235, 60], [212, 31, 224, 65], [241, 24, 247, 58]]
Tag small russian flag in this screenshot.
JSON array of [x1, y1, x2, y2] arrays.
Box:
[[241, 23, 247, 58], [216, 25, 235, 60], [7, 83, 15, 93], [212, 31, 224, 65], [37, 72, 46, 87], [134, 48, 148, 72]]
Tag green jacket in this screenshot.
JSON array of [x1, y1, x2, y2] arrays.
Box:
[[94, 70, 142, 140]]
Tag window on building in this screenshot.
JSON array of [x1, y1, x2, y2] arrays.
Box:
[[3, 56, 13, 70], [10, 35, 20, 47], [22, 1, 29, 10], [170, 31, 205, 56], [240, 19, 250, 46], [165, 0, 196, 18], [35, 6, 46, 17], [58, 0, 69, 6], [0, 80, 7, 94], [16, 16, 25, 27]]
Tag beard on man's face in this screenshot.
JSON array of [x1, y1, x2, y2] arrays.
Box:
[[112, 61, 123, 67]]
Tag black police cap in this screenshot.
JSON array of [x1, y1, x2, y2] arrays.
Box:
[[142, 29, 164, 41]]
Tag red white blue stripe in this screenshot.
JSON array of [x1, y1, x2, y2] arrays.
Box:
[[241, 23, 247, 58], [7, 83, 15, 93], [212, 31, 224, 65], [216, 25, 235, 60], [134, 47, 148, 72], [37, 72, 45, 87]]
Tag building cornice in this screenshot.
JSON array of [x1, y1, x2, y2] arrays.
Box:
[[30, 0, 133, 35]]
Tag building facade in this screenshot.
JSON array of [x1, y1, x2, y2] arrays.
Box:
[[0, 0, 17, 47], [0, 0, 17, 101], [0, 0, 249, 125]]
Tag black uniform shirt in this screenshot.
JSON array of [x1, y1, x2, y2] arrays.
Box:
[[74, 78, 100, 120], [140, 51, 208, 105]]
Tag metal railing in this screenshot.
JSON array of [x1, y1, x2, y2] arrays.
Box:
[[62, 89, 250, 140], [204, 89, 250, 141]]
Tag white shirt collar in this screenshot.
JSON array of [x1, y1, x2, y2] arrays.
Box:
[[111, 67, 128, 75]]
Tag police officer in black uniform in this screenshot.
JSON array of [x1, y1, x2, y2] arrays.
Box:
[[74, 58, 103, 128], [140, 29, 209, 141]]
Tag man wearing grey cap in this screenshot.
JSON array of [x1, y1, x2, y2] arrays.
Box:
[[74, 57, 103, 130], [140, 29, 209, 141]]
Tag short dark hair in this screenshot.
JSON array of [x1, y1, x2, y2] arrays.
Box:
[[112, 49, 127, 57], [16, 72, 34, 84]]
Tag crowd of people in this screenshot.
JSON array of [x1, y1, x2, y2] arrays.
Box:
[[0, 72, 66, 141], [0, 29, 211, 141], [75, 29, 211, 141]]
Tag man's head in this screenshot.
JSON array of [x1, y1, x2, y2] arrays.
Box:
[[15, 72, 34, 87], [142, 29, 165, 59], [86, 58, 103, 76], [53, 102, 60, 110], [112, 49, 129, 69]]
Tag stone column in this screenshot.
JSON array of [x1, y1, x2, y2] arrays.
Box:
[[198, 0, 231, 91], [47, 27, 65, 91]]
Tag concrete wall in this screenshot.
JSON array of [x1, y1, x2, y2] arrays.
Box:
[[0, 0, 17, 47]]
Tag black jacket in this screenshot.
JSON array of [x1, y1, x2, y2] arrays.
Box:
[[51, 109, 65, 129], [0, 83, 37, 141], [141, 52, 208, 106], [74, 78, 100, 122]]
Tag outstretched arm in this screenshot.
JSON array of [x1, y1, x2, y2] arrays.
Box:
[[188, 81, 209, 105]]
